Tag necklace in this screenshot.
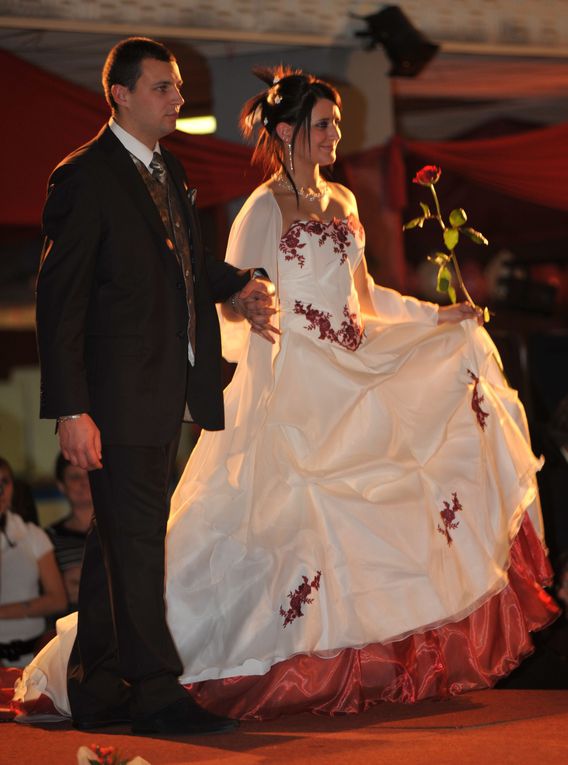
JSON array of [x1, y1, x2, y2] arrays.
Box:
[[272, 174, 329, 202]]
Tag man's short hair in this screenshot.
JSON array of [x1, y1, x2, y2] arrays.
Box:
[[102, 37, 175, 112]]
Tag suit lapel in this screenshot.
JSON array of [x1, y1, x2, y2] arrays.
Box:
[[96, 126, 173, 258]]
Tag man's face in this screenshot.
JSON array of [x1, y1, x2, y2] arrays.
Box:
[[59, 465, 92, 511], [113, 57, 184, 147]]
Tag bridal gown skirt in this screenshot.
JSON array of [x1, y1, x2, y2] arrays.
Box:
[[14, 213, 558, 720]]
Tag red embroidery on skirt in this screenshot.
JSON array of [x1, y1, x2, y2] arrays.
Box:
[[467, 370, 489, 430], [280, 571, 322, 628], [437, 492, 463, 546], [294, 301, 364, 351], [280, 216, 363, 267]]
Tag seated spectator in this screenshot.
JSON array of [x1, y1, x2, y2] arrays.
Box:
[[0, 456, 67, 667], [46, 454, 92, 614]]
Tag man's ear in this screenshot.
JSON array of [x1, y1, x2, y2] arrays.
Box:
[[275, 122, 293, 143], [111, 83, 129, 109]]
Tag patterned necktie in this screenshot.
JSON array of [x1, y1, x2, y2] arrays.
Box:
[[149, 152, 167, 185]]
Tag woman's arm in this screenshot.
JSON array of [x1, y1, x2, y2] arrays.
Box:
[[354, 256, 439, 325], [0, 550, 67, 620]]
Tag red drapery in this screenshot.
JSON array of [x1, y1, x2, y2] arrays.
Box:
[[397, 124, 568, 213], [3, 47, 568, 252], [2, 49, 261, 226]]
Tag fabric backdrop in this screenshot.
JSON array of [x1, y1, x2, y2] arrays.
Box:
[[3, 47, 568, 244]]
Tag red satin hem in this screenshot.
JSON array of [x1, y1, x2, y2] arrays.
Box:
[[10, 515, 560, 722], [184, 516, 559, 720]]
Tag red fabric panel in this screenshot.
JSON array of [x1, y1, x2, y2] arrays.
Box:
[[403, 123, 568, 213], [185, 515, 558, 720], [1, 50, 260, 226]]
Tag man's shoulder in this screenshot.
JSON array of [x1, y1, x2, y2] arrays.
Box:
[[51, 126, 116, 180]]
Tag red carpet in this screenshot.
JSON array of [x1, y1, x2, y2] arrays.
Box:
[[1, 689, 567, 764]]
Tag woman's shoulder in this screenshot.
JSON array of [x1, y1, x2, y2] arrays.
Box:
[[328, 181, 357, 211], [236, 183, 282, 223], [7, 512, 53, 555]]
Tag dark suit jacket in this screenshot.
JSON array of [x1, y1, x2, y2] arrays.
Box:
[[36, 125, 250, 445]]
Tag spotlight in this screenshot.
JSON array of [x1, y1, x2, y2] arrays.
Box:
[[354, 5, 439, 77]]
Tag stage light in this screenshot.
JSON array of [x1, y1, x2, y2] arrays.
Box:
[[176, 116, 217, 135], [354, 5, 439, 77]]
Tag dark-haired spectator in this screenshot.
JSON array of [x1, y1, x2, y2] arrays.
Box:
[[0, 457, 67, 667], [46, 454, 92, 615]]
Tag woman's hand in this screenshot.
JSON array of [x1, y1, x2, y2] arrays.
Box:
[[438, 302, 484, 326]]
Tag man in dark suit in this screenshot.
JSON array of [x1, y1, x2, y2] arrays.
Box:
[[36, 37, 276, 735]]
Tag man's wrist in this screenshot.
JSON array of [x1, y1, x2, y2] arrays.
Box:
[[230, 293, 242, 316], [56, 413, 85, 424]]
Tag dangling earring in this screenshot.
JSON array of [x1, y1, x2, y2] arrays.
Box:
[[287, 142, 294, 175]]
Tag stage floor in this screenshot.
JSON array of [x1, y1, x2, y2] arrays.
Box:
[[1, 690, 567, 765]]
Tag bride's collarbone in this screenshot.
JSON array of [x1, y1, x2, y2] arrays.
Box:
[[278, 198, 352, 233]]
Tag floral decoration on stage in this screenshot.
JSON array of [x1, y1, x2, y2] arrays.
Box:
[[404, 165, 490, 323], [77, 744, 151, 765]]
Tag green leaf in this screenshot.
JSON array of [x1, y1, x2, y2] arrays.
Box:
[[402, 217, 423, 230], [462, 227, 489, 246], [420, 202, 431, 218], [449, 208, 467, 227], [436, 265, 452, 294], [448, 286, 457, 304], [428, 252, 450, 267], [483, 306, 491, 323], [443, 228, 459, 250]]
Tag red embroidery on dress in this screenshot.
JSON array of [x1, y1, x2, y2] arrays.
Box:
[[280, 216, 363, 267], [467, 370, 489, 430], [294, 301, 364, 351], [279, 571, 322, 628], [437, 492, 463, 546], [280, 224, 307, 267]]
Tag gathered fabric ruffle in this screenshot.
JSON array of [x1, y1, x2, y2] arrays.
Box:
[[184, 515, 557, 720]]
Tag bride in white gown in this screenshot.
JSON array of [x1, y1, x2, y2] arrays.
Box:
[[15, 67, 557, 721]]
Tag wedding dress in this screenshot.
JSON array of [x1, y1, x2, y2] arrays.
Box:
[[14, 186, 557, 720]]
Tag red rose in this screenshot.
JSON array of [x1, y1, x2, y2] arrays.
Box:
[[413, 165, 441, 186]]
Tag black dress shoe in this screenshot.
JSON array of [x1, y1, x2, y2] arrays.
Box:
[[72, 711, 131, 731], [72, 701, 132, 731], [131, 696, 238, 735]]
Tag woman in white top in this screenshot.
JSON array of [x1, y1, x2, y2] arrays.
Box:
[[0, 457, 67, 667]]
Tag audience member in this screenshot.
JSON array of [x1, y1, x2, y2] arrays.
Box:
[[0, 457, 67, 667], [46, 454, 92, 614]]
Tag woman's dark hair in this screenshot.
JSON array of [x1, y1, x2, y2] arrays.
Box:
[[240, 66, 341, 197], [0, 457, 14, 484], [102, 37, 175, 112]]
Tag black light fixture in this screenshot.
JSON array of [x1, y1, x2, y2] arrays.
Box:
[[354, 5, 439, 77]]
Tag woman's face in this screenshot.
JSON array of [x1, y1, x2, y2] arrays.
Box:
[[296, 98, 342, 168], [0, 467, 14, 515]]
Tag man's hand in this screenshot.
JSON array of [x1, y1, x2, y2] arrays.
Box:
[[438, 302, 484, 326], [58, 414, 103, 471], [230, 278, 280, 344]]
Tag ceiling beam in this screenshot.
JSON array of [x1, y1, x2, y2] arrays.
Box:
[[1, 15, 568, 58], [0, 15, 353, 48]]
